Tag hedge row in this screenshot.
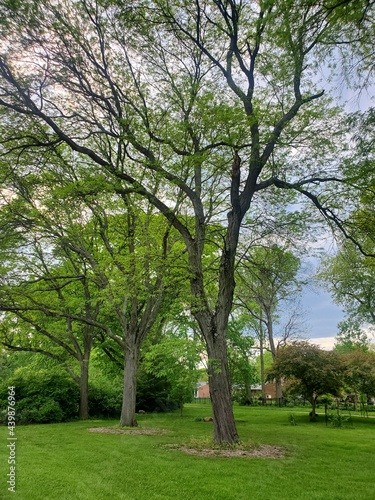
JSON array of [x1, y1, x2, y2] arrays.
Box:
[[0, 366, 178, 424]]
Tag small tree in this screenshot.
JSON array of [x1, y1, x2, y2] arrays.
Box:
[[268, 341, 344, 421]]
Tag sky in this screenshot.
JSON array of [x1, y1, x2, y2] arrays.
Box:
[[298, 81, 374, 350], [301, 285, 344, 350]]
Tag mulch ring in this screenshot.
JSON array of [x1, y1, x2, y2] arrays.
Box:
[[88, 428, 285, 458], [88, 427, 169, 435], [162, 443, 285, 459]]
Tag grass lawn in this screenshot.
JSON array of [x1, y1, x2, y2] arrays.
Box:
[[1, 404, 374, 500]]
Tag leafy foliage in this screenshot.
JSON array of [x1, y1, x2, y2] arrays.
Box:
[[0, 0, 373, 443], [341, 348, 375, 401], [142, 334, 201, 414], [0, 367, 79, 424], [268, 341, 345, 420]]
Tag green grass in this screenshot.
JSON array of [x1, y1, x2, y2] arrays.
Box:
[[1, 405, 374, 500]]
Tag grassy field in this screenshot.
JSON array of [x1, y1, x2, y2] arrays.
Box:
[[1, 404, 374, 500]]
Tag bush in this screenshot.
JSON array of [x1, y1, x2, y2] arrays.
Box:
[[136, 368, 178, 413], [327, 412, 353, 428], [0, 367, 79, 424], [16, 397, 65, 424], [88, 380, 122, 418]]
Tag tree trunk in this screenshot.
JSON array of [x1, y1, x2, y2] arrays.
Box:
[[259, 323, 266, 405], [266, 312, 282, 405], [120, 346, 139, 427], [246, 383, 252, 402], [310, 395, 318, 421], [79, 356, 90, 420], [187, 189, 243, 445], [275, 379, 283, 406], [207, 337, 239, 445]]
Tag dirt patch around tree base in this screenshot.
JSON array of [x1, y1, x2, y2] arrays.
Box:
[[88, 428, 285, 458], [162, 443, 285, 458], [88, 427, 169, 435]]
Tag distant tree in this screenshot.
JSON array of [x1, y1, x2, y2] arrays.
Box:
[[143, 333, 202, 416], [268, 341, 344, 421], [226, 314, 258, 404], [335, 319, 371, 352], [341, 348, 375, 409], [235, 244, 302, 400], [319, 242, 375, 323]]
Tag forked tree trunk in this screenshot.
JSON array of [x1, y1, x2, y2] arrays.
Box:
[[120, 346, 139, 427], [207, 337, 239, 445]]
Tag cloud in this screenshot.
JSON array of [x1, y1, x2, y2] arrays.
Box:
[[301, 287, 344, 340], [309, 336, 336, 350]]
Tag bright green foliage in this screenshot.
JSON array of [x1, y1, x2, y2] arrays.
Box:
[[0, 0, 372, 443], [143, 334, 201, 415], [319, 241, 375, 326], [0, 366, 79, 424], [227, 315, 258, 403], [335, 319, 371, 352]]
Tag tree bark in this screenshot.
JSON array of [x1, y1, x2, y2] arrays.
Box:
[[120, 345, 139, 427], [266, 310, 282, 404], [259, 323, 266, 404], [310, 395, 318, 421], [275, 379, 283, 406], [79, 356, 90, 420], [78, 328, 93, 421], [207, 336, 239, 445]]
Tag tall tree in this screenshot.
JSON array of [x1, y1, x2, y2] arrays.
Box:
[[235, 244, 302, 400], [0, 200, 104, 420], [0, 159, 184, 426], [0, 0, 370, 443]]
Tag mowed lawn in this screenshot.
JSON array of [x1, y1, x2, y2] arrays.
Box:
[[1, 404, 374, 500]]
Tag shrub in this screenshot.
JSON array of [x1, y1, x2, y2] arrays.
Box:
[[136, 368, 178, 413], [0, 367, 79, 424], [16, 397, 65, 424], [289, 414, 297, 426], [88, 381, 122, 418], [327, 412, 353, 428]]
